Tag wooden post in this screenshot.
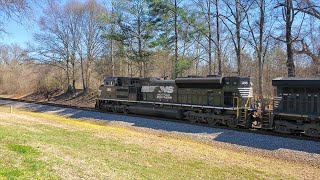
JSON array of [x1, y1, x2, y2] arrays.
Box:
[[10, 106, 12, 113]]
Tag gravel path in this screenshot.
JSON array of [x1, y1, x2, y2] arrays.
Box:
[[1, 99, 320, 167]]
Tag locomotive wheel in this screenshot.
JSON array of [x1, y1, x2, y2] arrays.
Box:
[[112, 107, 117, 113], [189, 116, 198, 123], [305, 128, 320, 138], [226, 117, 238, 128], [207, 118, 219, 126], [186, 114, 198, 123], [123, 107, 129, 114], [274, 124, 290, 134]]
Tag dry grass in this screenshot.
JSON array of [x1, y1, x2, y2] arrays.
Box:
[[0, 107, 319, 179]]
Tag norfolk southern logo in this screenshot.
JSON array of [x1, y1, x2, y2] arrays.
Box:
[[159, 86, 174, 93], [157, 86, 174, 99]]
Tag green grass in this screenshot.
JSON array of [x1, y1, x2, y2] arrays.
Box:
[[0, 107, 317, 179], [7, 144, 39, 155]]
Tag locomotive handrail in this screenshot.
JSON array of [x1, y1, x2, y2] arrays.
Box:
[[234, 97, 239, 119], [243, 97, 250, 119]]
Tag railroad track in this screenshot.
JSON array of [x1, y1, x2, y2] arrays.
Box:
[[0, 97, 319, 142]]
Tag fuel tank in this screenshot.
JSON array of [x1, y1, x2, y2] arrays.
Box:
[[128, 105, 183, 119]]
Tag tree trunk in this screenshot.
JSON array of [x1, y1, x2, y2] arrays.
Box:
[[80, 54, 87, 92], [216, 0, 222, 75], [66, 56, 72, 93], [111, 40, 115, 77], [72, 60, 76, 93], [66, 47, 73, 93], [258, 0, 265, 101], [138, 10, 143, 77], [285, 0, 295, 77], [111, 3, 115, 77], [207, 0, 212, 75], [235, 0, 241, 76], [173, 0, 178, 79]]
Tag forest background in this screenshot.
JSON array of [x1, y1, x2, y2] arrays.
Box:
[[0, 0, 319, 100]]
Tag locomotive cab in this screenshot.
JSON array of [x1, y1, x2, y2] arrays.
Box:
[[96, 77, 145, 110], [222, 76, 253, 108]]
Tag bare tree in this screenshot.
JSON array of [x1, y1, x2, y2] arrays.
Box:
[[33, 2, 72, 91], [215, 0, 222, 75], [284, 0, 296, 77], [65, 1, 83, 92], [33, 1, 85, 93], [0, 0, 33, 33], [221, 0, 252, 75], [295, 0, 320, 19], [0, 44, 38, 94], [274, 0, 300, 77], [80, 0, 105, 91], [293, 0, 320, 76], [244, 0, 273, 100]]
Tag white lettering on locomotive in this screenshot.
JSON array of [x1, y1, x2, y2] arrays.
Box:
[[241, 81, 248, 85], [157, 86, 174, 99], [141, 86, 174, 99], [159, 86, 174, 93]]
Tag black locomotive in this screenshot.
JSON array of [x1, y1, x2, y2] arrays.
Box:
[[272, 77, 320, 137], [95, 75, 320, 138]]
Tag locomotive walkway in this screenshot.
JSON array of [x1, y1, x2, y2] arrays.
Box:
[[0, 99, 320, 168]]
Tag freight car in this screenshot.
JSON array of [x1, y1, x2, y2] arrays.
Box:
[[95, 76, 254, 128]]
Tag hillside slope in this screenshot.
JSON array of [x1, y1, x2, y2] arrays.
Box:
[[0, 107, 319, 179]]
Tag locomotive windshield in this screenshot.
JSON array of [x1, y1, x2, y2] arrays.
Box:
[[103, 77, 116, 86]]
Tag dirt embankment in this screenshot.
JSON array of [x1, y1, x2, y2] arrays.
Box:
[[3, 90, 97, 108]]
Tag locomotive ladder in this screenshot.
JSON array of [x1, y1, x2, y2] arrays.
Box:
[[239, 97, 251, 127], [261, 111, 273, 129], [234, 97, 251, 127], [260, 98, 278, 129]]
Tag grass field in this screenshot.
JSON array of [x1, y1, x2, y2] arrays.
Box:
[[0, 107, 319, 179]]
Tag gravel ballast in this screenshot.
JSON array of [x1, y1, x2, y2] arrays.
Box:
[[1, 99, 319, 167]]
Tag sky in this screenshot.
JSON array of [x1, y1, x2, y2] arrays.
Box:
[[0, 0, 45, 48], [0, 0, 111, 48], [0, 20, 39, 47]]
